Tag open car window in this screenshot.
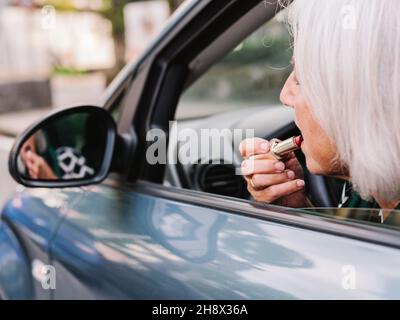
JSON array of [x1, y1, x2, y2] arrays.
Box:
[[165, 8, 400, 236], [176, 13, 292, 120]]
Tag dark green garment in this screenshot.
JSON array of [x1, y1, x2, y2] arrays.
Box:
[[340, 183, 400, 225], [342, 184, 400, 210], [342, 191, 380, 209]]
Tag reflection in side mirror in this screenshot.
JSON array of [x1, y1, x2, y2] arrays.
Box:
[[9, 106, 116, 188]]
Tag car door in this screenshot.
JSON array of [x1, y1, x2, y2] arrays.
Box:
[[0, 186, 82, 299], [49, 179, 400, 299]]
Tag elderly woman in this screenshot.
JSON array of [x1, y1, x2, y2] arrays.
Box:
[[240, 0, 400, 212]]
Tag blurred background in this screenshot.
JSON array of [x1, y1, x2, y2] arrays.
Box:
[[0, 0, 292, 205], [0, 0, 183, 205], [0, 0, 185, 136]]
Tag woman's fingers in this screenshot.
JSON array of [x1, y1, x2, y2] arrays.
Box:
[[248, 179, 305, 203], [27, 163, 39, 179], [241, 159, 285, 176], [25, 151, 48, 179], [239, 138, 270, 158], [240, 137, 306, 206], [250, 170, 296, 189]]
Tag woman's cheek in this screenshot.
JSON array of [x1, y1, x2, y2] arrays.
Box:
[[298, 125, 326, 174], [303, 141, 322, 173], [306, 158, 324, 175]]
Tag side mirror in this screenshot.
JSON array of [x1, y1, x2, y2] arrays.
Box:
[[8, 105, 116, 188]]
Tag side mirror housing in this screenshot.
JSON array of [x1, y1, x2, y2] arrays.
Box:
[[8, 105, 116, 188]]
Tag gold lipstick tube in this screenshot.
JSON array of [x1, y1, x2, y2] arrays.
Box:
[[270, 136, 303, 160], [246, 136, 303, 161]]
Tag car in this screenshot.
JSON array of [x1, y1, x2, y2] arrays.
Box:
[[1, 0, 400, 300]]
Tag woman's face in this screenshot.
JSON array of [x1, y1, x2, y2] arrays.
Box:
[[280, 64, 347, 178]]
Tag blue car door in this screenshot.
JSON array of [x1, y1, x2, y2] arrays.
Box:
[[0, 187, 82, 299], [49, 181, 400, 299]]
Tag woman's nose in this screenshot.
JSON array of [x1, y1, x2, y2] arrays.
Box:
[[280, 86, 294, 109], [280, 74, 295, 109]]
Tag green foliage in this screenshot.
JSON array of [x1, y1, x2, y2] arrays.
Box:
[[181, 20, 294, 104], [100, 0, 131, 38], [222, 34, 292, 66], [37, 0, 77, 11], [39, 0, 136, 37], [51, 66, 88, 76]]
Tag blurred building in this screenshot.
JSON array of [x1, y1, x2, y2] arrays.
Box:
[[124, 1, 170, 61], [0, 0, 175, 113], [0, 2, 114, 111], [0, 5, 115, 78]]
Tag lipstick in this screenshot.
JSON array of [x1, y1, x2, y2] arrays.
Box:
[[270, 135, 303, 160]]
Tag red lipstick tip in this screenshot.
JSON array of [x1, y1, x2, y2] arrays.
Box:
[[294, 135, 303, 148]]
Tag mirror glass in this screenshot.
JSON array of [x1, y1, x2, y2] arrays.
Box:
[[16, 111, 108, 182]]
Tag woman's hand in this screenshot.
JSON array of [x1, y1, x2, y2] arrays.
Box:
[[239, 138, 307, 208], [24, 150, 57, 180]]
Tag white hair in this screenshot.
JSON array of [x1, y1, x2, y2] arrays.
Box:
[[282, 0, 400, 201]]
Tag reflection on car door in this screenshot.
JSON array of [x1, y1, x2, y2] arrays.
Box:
[[50, 183, 400, 299], [1, 187, 81, 299]]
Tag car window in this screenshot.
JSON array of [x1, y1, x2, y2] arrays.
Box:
[[105, 76, 132, 122], [108, 86, 128, 121], [175, 14, 292, 120], [111, 103, 121, 121]]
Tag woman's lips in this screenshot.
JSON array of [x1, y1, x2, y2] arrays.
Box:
[[294, 121, 304, 148], [294, 135, 303, 148]]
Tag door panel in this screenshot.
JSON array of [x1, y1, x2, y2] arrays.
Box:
[[50, 183, 400, 299], [1, 187, 81, 299]]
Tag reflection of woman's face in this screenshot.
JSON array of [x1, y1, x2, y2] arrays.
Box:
[[280, 65, 348, 179], [19, 134, 57, 180], [20, 136, 37, 164]]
